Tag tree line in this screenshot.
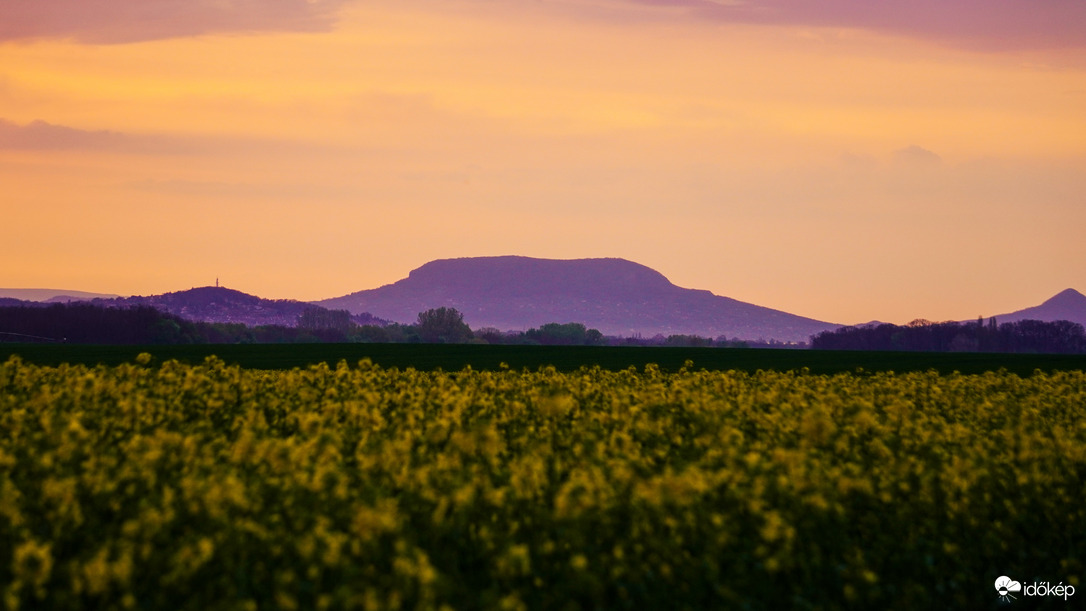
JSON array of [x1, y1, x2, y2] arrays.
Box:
[[20, 303, 1083, 353], [0, 304, 603, 346], [0, 303, 758, 347], [811, 318, 1086, 353], [0, 303, 352, 345]]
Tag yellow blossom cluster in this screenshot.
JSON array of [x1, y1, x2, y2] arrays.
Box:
[[1, 355, 1083, 609]]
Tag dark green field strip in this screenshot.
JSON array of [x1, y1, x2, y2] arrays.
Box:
[[2, 342, 1086, 374]]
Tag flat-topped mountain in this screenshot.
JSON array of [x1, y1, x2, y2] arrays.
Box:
[[990, 288, 1086, 327], [318, 256, 841, 342]]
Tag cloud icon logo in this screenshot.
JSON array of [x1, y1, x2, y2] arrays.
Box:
[[995, 576, 1022, 601]]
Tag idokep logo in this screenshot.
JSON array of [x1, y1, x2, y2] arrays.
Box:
[[995, 576, 1021, 602], [995, 575, 1076, 603]]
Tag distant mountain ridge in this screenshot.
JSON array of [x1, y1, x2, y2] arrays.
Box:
[[6, 271, 1083, 342], [97, 286, 386, 328], [0, 288, 121, 302], [989, 288, 1086, 327], [318, 256, 841, 342]]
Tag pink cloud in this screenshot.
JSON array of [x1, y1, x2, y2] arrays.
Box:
[[626, 0, 1086, 51], [0, 0, 348, 44]]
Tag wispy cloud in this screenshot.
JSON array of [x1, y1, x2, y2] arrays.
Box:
[[893, 145, 942, 168], [602, 0, 1086, 51], [125, 179, 371, 201], [0, 118, 126, 150], [0, 118, 202, 153], [0, 0, 349, 44], [12, 1, 1080, 51], [0, 116, 422, 161]]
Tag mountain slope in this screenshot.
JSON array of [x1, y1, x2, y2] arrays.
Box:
[[990, 288, 1086, 327], [318, 256, 840, 342], [101, 286, 384, 328]]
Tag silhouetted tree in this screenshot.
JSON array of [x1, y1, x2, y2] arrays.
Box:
[[0, 303, 201, 344], [473, 327, 508, 344], [297, 307, 355, 333], [665, 334, 713, 347], [352, 325, 391, 343], [416, 307, 473, 343], [811, 319, 1086, 354], [524, 322, 605, 345]]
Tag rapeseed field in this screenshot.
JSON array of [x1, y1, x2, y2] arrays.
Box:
[[1, 355, 1083, 609]]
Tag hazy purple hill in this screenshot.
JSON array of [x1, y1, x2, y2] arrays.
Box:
[[989, 288, 1086, 327], [0, 288, 120, 302], [317, 256, 841, 342], [100, 286, 386, 328]]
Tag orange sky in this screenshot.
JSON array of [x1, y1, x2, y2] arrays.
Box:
[[2, 0, 1084, 324]]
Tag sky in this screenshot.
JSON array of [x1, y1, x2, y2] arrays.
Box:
[[1, 0, 1084, 325]]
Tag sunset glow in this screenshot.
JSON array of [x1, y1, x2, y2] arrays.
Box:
[[3, 0, 1084, 324]]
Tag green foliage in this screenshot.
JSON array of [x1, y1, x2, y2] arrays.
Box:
[[4, 343, 1086, 375], [1, 357, 1084, 609]]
